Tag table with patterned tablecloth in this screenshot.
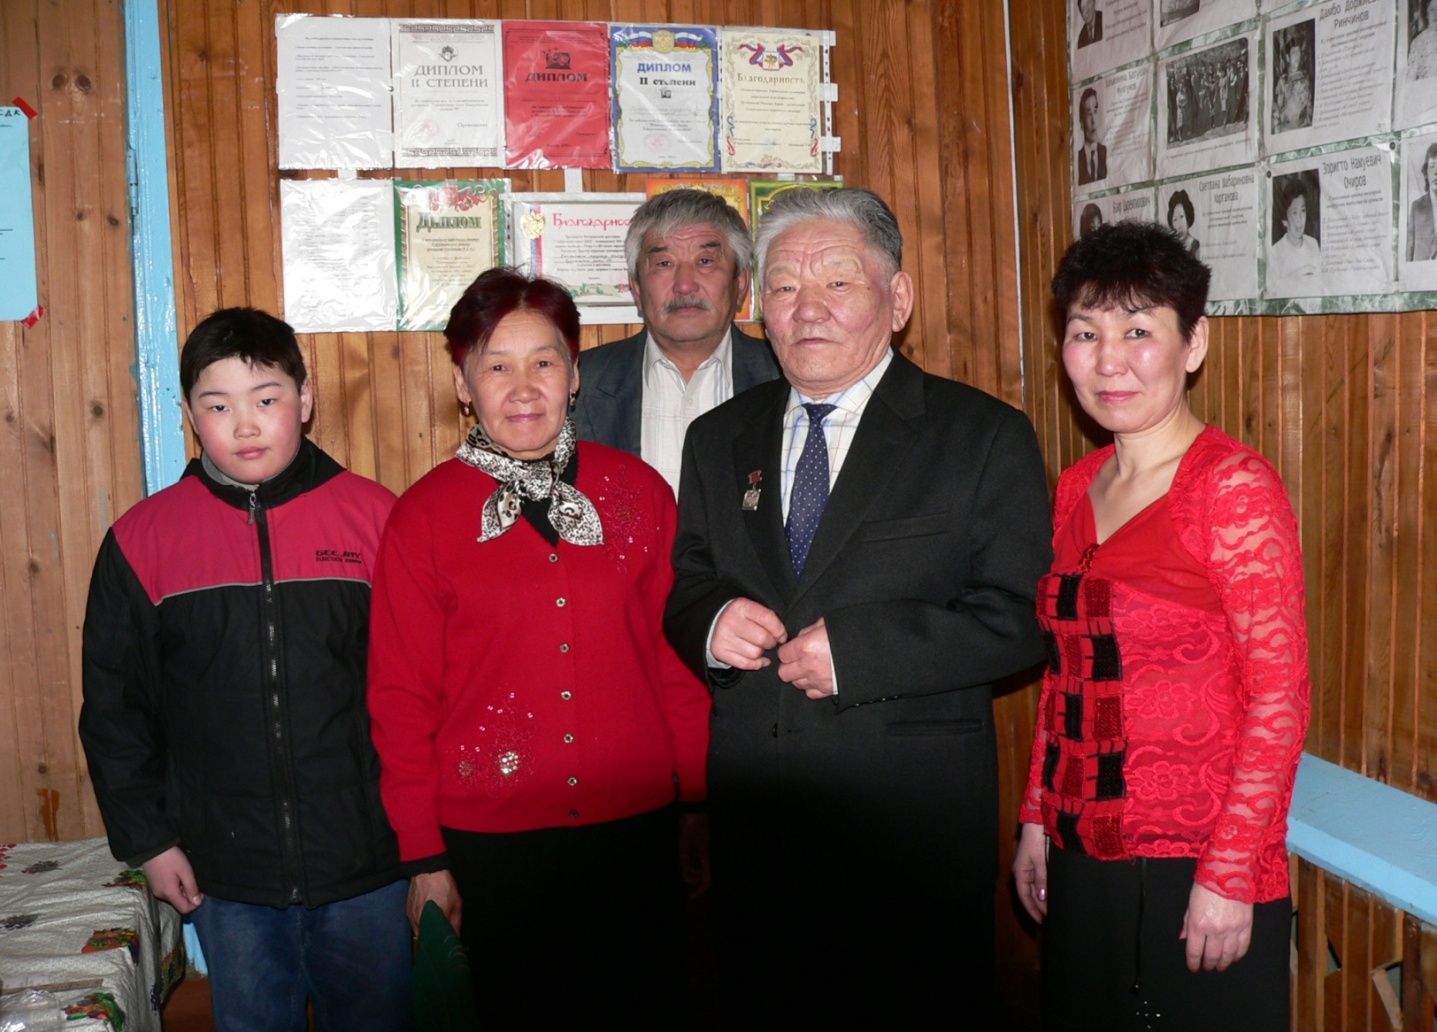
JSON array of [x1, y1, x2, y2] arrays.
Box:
[[0, 839, 185, 1031]]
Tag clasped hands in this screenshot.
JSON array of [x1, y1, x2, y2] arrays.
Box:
[[710, 598, 833, 699]]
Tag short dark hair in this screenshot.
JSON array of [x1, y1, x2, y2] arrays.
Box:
[[1079, 203, 1104, 237], [444, 268, 580, 367], [1422, 141, 1437, 191], [1051, 221, 1210, 340], [625, 189, 752, 278], [1167, 189, 1195, 229], [1080, 87, 1099, 109], [180, 307, 305, 397]]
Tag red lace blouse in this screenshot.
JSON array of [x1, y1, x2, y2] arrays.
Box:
[[1020, 426, 1309, 903]]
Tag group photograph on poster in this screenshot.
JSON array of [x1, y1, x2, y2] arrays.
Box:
[[1155, 32, 1256, 179]]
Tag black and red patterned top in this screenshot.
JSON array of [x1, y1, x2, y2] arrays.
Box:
[[1020, 426, 1309, 904]]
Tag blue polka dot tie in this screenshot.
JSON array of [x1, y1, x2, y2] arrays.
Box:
[[785, 403, 837, 578]]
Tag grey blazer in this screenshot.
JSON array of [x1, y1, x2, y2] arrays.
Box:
[[572, 325, 780, 456]]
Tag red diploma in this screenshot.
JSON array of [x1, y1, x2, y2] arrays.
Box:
[[503, 21, 612, 169]]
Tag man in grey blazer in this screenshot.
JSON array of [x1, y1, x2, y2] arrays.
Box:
[[573, 190, 780, 492]]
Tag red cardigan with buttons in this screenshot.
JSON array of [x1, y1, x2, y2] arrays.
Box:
[[367, 443, 710, 863]]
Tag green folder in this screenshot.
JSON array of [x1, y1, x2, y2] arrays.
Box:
[[412, 900, 480, 1030]]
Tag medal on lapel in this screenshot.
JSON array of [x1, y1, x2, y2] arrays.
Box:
[[742, 469, 763, 511]]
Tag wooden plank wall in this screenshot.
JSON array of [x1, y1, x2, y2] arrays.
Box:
[[8, 0, 1436, 1024], [0, 0, 144, 845], [1010, 2, 1437, 1028]]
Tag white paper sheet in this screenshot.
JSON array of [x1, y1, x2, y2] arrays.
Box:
[[1161, 169, 1260, 301], [393, 20, 505, 169], [276, 14, 392, 170], [280, 179, 398, 333], [611, 25, 719, 172], [718, 28, 824, 174], [510, 193, 644, 306], [1395, 0, 1437, 129], [1071, 0, 1154, 82], [1073, 63, 1155, 196], [1263, 1, 1395, 157], [1155, 31, 1256, 180], [1154, 0, 1258, 51], [1264, 147, 1394, 300]]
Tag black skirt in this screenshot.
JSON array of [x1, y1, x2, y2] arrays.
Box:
[[1042, 847, 1291, 1032], [441, 805, 684, 1025]]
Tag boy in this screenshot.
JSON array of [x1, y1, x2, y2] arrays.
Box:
[[79, 308, 410, 1031]]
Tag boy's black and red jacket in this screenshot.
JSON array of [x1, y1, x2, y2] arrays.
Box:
[[79, 440, 401, 908]]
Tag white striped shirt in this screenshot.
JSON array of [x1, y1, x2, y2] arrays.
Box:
[[779, 349, 894, 518], [640, 329, 734, 495]]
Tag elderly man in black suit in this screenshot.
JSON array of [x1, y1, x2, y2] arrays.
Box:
[[664, 187, 1052, 1023], [573, 189, 779, 492]]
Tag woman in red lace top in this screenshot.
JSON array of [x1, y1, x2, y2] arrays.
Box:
[[1013, 222, 1309, 1030]]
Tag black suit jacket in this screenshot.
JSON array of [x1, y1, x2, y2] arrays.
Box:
[[1078, 10, 1103, 46], [1078, 141, 1107, 184], [664, 353, 1052, 901], [572, 325, 779, 455]]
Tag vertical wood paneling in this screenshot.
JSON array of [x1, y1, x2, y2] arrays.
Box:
[[0, 0, 145, 843]]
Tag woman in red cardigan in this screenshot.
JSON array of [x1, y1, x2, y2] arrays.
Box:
[[367, 268, 710, 1022], [1013, 223, 1309, 1030]]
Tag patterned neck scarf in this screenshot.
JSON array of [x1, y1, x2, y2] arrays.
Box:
[[456, 418, 603, 546]]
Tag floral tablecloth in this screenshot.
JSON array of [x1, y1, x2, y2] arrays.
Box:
[[0, 839, 184, 1031]]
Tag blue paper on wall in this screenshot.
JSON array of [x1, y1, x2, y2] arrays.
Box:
[[0, 107, 39, 321]]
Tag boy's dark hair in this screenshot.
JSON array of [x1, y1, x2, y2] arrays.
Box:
[[1051, 221, 1210, 341], [180, 307, 306, 397]]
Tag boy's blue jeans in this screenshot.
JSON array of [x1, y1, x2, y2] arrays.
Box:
[[189, 880, 410, 1032]]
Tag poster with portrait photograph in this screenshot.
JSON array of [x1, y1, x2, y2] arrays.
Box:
[[1264, 148, 1394, 302], [510, 194, 644, 308], [610, 25, 719, 173], [718, 28, 825, 174], [395, 180, 508, 331], [393, 20, 504, 169], [1070, 0, 1153, 82], [1160, 170, 1260, 302], [276, 14, 393, 170], [1155, 31, 1256, 180], [280, 179, 398, 333], [1154, 0, 1259, 51], [1396, 0, 1437, 128], [1398, 131, 1437, 290], [502, 21, 612, 169], [1263, 3, 1394, 158], [1072, 188, 1157, 241], [1072, 64, 1154, 196]]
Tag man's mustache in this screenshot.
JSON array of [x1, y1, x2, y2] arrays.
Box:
[[665, 296, 712, 314]]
